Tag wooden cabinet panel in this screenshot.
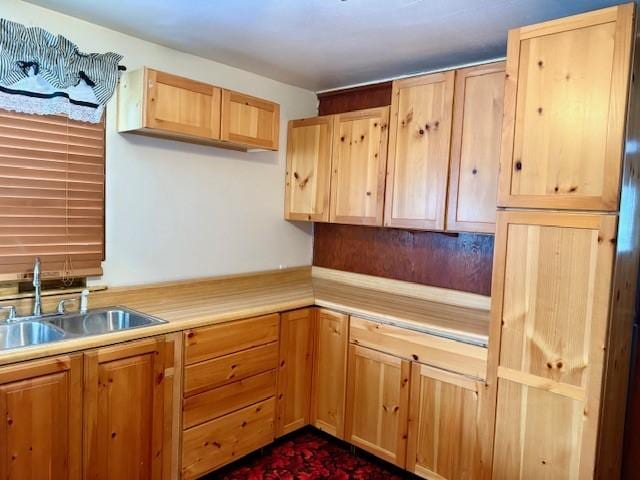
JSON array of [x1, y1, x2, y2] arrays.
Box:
[[276, 308, 314, 437], [221, 90, 280, 150], [284, 117, 334, 221], [330, 107, 389, 226], [183, 370, 276, 430], [344, 345, 410, 467], [493, 379, 584, 479], [407, 363, 485, 480], [181, 397, 275, 479], [0, 355, 82, 480], [184, 342, 278, 397], [491, 211, 617, 478], [385, 71, 454, 230], [498, 4, 634, 210], [184, 314, 279, 366], [84, 338, 165, 480], [311, 309, 349, 438], [447, 62, 505, 233], [146, 69, 221, 139]]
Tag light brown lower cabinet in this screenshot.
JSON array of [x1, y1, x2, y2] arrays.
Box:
[[406, 362, 485, 479], [276, 308, 315, 437], [310, 308, 349, 438], [0, 353, 83, 480], [84, 337, 166, 480], [344, 344, 410, 467]]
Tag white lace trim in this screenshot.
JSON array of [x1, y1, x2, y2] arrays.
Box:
[[0, 90, 103, 123]]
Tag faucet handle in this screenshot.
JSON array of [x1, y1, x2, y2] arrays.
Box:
[[56, 298, 76, 315], [0, 305, 16, 322]]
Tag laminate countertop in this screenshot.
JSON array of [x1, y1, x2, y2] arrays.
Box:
[[0, 267, 490, 366]]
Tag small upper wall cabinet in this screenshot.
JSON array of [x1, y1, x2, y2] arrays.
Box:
[[498, 4, 634, 211], [118, 67, 280, 152], [330, 107, 389, 226], [221, 90, 280, 150], [284, 116, 334, 221], [446, 62, 505, 233], [384, 71, 455, 230]]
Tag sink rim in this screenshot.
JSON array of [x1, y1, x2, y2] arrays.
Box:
[[0, 320, 67, 350]]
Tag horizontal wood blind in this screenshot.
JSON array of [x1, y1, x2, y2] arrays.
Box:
[[0, 109, 104, 281]]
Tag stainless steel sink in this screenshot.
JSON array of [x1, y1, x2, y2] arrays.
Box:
[[46, 307, 165, 336], [0, 307, 165, 351], [0, 321, 66, 350]]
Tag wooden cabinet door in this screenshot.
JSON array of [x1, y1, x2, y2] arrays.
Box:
[[330, 107, 389, 226], [84, 338, 166, 480], [284, 117, 333, 221], [407, 363, 485, 480], [310, 309, 349, 438], [0, 354, 82, 480], [344, 345, 410, 467], [446, 62, 505, 233], [490, 210, 617, 479], [276, 308, 315, 437], [145, 68, 221, 139], [498, 4, 634, 211], [221, 90, 280, 150], [385, 71, 454, 230]]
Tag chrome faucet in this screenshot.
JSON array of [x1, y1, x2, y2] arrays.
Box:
[[33, 257, 42, 316]]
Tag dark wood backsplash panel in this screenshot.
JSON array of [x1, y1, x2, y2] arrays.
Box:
[[314, 80, 494, 296], [313, 223, 494, 296]]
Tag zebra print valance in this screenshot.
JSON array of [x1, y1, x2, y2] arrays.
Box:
[[0, 19, 124, 123]]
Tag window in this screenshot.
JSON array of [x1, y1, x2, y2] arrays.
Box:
[[0, 109, 105, 282]]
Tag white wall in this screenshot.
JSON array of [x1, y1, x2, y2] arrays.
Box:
[[3, 0, 318, 287]]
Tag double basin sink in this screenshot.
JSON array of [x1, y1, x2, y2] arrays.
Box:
[[0, 307, 166, 351]]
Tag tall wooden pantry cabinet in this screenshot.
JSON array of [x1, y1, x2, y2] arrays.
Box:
[[488, 3, 640, 479]]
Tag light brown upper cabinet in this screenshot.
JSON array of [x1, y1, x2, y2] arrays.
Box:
[[284, 116, 334, 221], [118, 67, 280, 152], [497, 4, 634, 211], [385, 71, 455, 230], [447, 62, 505, 233], [330, 107, 389, 226], [221, 90, 280, 150]]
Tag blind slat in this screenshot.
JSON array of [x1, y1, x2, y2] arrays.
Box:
[[0, 109, 105, 280]]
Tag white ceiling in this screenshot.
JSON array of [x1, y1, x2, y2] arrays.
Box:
[[26, 0, 624, 92]]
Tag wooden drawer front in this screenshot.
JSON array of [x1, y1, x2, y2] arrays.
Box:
[[349, 317, 487, 379], [184, 314, 279, 365], [181, 397, 275, 479], [183, 370, 276, 429], [184, 342, 278, 397]]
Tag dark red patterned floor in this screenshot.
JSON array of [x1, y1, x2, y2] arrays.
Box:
[[207, 429, 413, 479]]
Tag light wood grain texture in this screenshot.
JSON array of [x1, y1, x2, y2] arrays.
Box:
[[385, 71, 454, 230], [314, 277, 490, 346], [312, 266, 491, 311], [0, 354, 82, 480], [84, 337, 165, 480], [284, 116, 334, 221], [349, 316, 487, 379], [183, 342, 278, 397], [489, 210, 617, 479], [344, 345, 410, 467], [310, 308, 349, 438], [498, 4, 633, 211], [183, 313, 279, 366], [446, 62, 505, 233], [220, 89, 280, 150], [597, 5, 640, 477], [183, 370, 276, 430], [406, 363, 486, 480], [165, 333, 183, 480], [329, 107, 389, 226], [276, 308, 314, 437], [181, 397, 275, 479]]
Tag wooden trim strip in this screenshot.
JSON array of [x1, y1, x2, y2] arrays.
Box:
[[497, 366, 586, 401]]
